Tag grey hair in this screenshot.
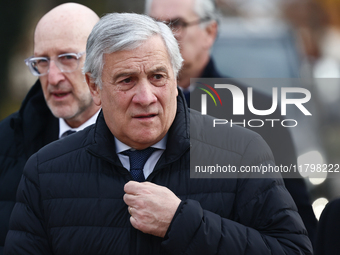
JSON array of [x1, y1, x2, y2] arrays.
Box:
[[145, 0, 219, 23], [83, 13, 183, 89], [194, 0, 219, 24]]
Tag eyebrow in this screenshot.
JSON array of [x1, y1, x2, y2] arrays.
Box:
[[149, 66, 169, 75], [33, 49, 80, 58], [113, 66, 170, 82], [154, 17, 183, 23], [113, 71, 138, 82]]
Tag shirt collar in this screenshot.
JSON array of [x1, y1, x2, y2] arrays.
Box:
[[115, 134, 168, 154], [179, 84, 196, 93], [59, 109, 101, 138]]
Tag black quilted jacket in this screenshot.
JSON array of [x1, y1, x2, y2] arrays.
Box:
[[4, 91, 312, 254]]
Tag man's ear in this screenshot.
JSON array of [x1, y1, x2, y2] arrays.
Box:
[[85, 73, 101, 106], [204, 21, 218, 49]]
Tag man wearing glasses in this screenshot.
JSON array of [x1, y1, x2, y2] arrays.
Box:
[[145, 0, 217, 93], [0, 3, 100, 253], [146, 0, 318, 247]]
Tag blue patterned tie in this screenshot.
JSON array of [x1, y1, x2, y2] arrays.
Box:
[[122, 147, 157, 182]]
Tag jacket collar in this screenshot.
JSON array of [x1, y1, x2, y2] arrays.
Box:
[[201, 58, 223, 78], [12, 80, 58, 158], [86, 88, 190, 168], [156, 88, 190, 169]]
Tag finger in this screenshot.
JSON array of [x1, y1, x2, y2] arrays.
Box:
[[129, 213, 153, 236], [129, 214, 140, 231], [125, 181, 162, 194], [123, 193, 137, 206], [124, 181, 142, 194]]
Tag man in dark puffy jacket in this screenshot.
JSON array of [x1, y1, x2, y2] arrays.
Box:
[[0, 3, 100, 254], [4, 13, 313, 254]]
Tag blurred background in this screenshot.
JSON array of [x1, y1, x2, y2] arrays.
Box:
[[1, 0, 340, 220]]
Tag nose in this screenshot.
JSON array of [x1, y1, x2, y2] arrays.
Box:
[[132, 80, 157, 106], [47, 60, 65, 86]]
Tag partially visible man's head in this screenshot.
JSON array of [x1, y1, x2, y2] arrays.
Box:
[[146, 0, 218, 88], [32, 3, 100, 127], [84, 13, 183, 150], [145, 0, 218, 24]]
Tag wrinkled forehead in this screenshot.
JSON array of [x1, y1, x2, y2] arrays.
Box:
[[103, 35, 174, 75], [35, 18, 86, 42], [34, 19, 88, 55], [34, 32, 86, 56]]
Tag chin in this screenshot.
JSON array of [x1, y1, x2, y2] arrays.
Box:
[[50, 107, 77, 120], [131, 133, 161, 148]]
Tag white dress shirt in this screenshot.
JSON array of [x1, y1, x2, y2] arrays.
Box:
[[59, 110, 101, 138], [115, 134, 167, 179]]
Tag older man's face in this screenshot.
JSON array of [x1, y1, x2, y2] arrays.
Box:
[[89, 35, 178, 149], [34, 18, 98, 127]]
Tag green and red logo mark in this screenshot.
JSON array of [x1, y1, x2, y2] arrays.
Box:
[[198, 82, 223, 106], [197, 82, 223, 115]]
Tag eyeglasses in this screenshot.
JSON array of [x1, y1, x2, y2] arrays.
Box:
[[162, 17, 211, 38], [24, 51, 85, 76]]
